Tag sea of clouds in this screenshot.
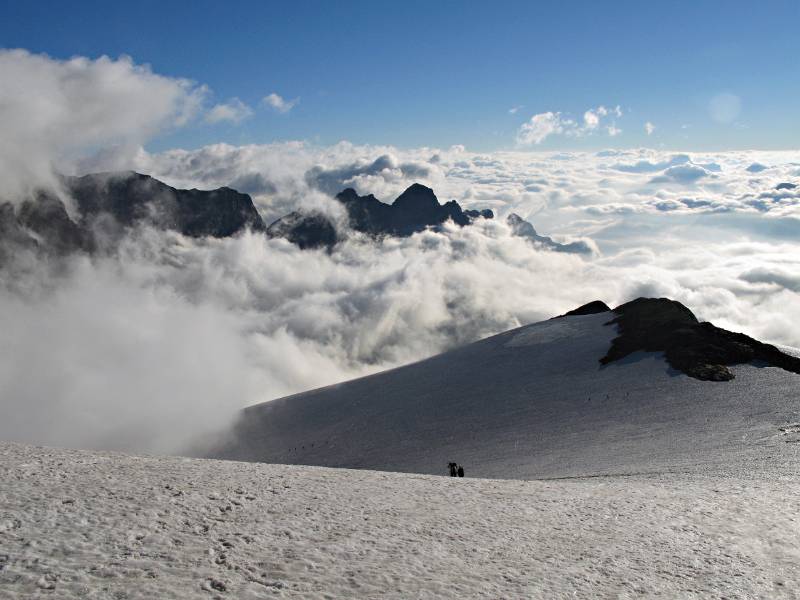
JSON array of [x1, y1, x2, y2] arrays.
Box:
[[1, 50, 798, 454]]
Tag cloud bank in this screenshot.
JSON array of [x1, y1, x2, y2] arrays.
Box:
[[0, 49, 207, 200], [0, 51, 798, 457]]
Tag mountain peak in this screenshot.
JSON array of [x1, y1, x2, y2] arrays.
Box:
[[559, 300, 611, 317], [391, 183, 439, 212], [601, 297, 800, 381]]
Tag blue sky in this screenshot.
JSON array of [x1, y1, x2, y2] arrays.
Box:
[[2, 0, 799, 151]]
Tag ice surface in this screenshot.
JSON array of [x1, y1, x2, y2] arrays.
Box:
[[212, 312, 800, 479], [2, 441, 800, 599]]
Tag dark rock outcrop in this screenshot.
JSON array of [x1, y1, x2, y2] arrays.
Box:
[[560, 300, 611, 317], [266, 211, 338, 250], [337, 183, 482, 236], [600, 297, 800, 381], [464, 208, 494, 221], [18, 191, 93, 253], [68, 172, 266, 237], [507, 213, 593, 255], [0, 172, 267, 259], [268, 183, 495, 248], [0, 202, 39, 261]]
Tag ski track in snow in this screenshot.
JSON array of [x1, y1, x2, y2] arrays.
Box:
[[2, 441, 800, 599]]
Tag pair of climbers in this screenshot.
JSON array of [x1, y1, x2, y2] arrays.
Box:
[[447, 462, 465, 478]]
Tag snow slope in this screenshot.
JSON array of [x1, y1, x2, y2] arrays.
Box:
[[210, 311, 800, 479], [2, 441, 800, 599]]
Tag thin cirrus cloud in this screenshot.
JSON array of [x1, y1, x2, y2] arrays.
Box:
[[205, 97, 254, 124], [263, 92, 299, 113], [516, 105, 623, 145]]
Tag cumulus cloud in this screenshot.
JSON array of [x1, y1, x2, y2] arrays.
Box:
[[516, 112, 566, 145], [3, 159, 799, 455], [263, 92, 298, 113], [2, 51, 799, 457], [584, 109, 601, 129], [516, 105, 623, 145], [0, 49, 207, 200], [205, 97, 253, 124]]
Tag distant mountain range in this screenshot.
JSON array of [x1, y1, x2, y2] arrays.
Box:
[[206, 297, 800, 479], [267, 183, 495, 249], [0, 172, 265, 258], [0, 171, 589, 256]]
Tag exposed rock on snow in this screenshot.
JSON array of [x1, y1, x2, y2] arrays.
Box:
[[600, 297, 800, 381], [2, 441, 799, 599], [209, 304, 800, 479]]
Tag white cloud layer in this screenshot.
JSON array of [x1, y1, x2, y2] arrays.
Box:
[[0, 52, 798, 457], [3, 142, 798, 457]]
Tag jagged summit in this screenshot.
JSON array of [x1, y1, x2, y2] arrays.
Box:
[[1, 173, 588, 258], [391, 183, 441, 212], [267, 183, 493, 248], [68, 171, 266, 237], [0, 171, 266, 257]]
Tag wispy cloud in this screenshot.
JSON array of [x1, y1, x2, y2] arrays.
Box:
[[508, 105, 523, 115], [205, 98, 253, 124], [645, 121, 656, 135], [263, 92, 299, 114], [516, 105, 623, 145]]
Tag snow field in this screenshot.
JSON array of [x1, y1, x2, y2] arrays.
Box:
[[2, 441, 800, 599]]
